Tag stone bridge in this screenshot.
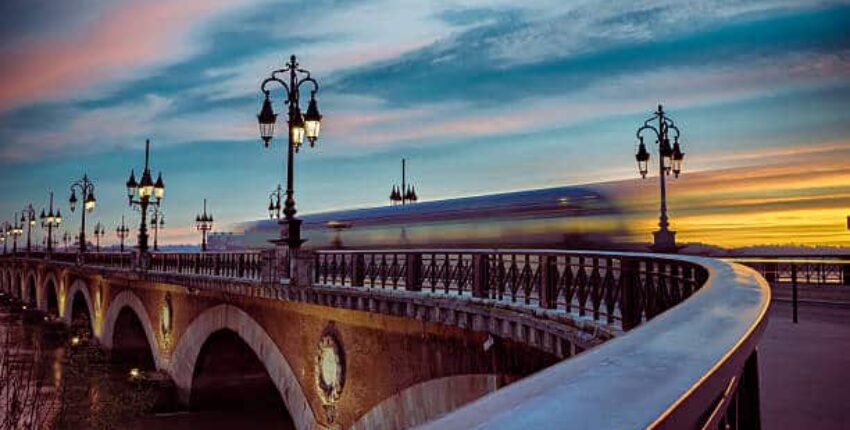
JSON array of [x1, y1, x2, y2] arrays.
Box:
[[0, 249, 770, 430]]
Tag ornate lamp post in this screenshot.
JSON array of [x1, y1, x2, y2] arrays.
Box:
[[635, 104, 686, 253], [10, 213, 23, 254], [40, 192, 62, 253], [116, 216, 131, 252], [62, 231, 72, 251], [1, 223, 8, 254], [257, 54, 323, 250], [69, 174, 97, 252], [268, 184, 283, 220], [125, 139, 165, 255], [20, 205, 36, 253], [150, 208, 165, 251], [93, 222, 105, 252], [195, 199, 213, 252], [389, 158, 418, 206]]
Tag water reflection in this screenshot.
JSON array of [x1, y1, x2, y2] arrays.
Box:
[[0, 296, 156, 430], [0, 295, 294, 429]]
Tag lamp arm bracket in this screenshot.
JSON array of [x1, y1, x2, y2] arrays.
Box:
[[296, 76, 319, 95], [261, 77, 290, 98], [636, 124, 660, 141]]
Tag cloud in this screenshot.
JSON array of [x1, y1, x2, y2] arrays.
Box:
[[598, 142, 850, 246], [0, 0, 258, 111]]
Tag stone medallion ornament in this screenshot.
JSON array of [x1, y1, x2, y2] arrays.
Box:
[[315, 323, 345, 421]]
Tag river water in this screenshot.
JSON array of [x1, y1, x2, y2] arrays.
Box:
[[0, 295, 293, 430]]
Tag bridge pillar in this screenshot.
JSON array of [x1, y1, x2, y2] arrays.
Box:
[[291, 249, 315, 287]]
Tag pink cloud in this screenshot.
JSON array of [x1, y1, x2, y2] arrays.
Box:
[[0, 0, 249, 111]]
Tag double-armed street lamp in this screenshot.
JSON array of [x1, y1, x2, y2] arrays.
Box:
[[125, 139, 165, 255], [93, 222, 105, 252], [635, 104, 686, 253], [116, 216, 131, 252], [268, 184, 283, 220], [20, 205, 36, 253], [1, 223, 9, 254], [257, 55, 323, 251], [42, 234, 57, 251], [40, 192, 62, 253], [69, 174, 97, 252], [150, 208, 165, 252], [195, 199, 213, 252], [389, 158, 418, 206], [10, 213, 23, 253], [62, 231, 72, 251]]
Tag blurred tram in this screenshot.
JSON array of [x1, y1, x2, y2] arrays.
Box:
[[213, 185, 632, 250]]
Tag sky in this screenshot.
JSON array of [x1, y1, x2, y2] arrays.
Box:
[[0, 0, 849, 248]]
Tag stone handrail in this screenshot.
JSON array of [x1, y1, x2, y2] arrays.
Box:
[[409, 252, 770, 430], [1, 249, 769, 428]]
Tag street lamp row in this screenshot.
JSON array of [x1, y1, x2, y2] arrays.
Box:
[[2, 57, 687, 257]]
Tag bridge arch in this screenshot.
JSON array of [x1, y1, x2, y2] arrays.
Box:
[[350, 374, 501, 430], [63, 279, 95, 336], [17, 271, 24, 299], [0, 268, 8, 294], [170, 304, 316, 430], [5, 270, 14, 297], [25, 271, 38, 307], [101, 290, 164, 370], [41, 272, 60, 316]]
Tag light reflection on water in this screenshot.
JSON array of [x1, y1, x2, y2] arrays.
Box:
[[0, 300, 158, 429], [0, 298, 293, 429]]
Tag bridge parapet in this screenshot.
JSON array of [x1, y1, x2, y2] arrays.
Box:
[[315, 249, 708, 333], [0, 249, 769, 430]]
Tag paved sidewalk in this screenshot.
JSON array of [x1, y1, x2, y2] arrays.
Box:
[[760, 300, 850, 430]]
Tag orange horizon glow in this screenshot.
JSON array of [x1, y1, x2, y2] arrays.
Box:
[[608, 142, 850, 248]]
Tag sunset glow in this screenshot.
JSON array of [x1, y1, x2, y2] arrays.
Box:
[[0, 1, 849, 250]]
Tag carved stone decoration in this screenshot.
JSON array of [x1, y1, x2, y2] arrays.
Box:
[[315, 323, 345, 423], [160, 292, 172, 348]]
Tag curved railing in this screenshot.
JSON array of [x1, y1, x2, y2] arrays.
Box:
[[396, 252, 769, 430], [315, 250, 709, 332], [1, 249, 769, 428]]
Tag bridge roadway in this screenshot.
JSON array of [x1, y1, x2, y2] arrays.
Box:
[[0, 249, 769, 429]]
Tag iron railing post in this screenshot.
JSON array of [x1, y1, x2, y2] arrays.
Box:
[[739, 350, 763, 430], [843, 257, 850, 286], [405, 253, 422, 291], [472, 253, 489, 299], [539, 255, 557, 309], [791, 263, 798, 324], [620, 258, 642, 331], [353, 254, 365, 287]]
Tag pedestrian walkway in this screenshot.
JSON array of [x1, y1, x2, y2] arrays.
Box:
[[760, 300, 850, 430]]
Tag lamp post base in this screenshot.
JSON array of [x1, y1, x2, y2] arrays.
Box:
[[650, 229, 678, 253], [135, 250, 151, 271], [283, 218, 306, 250]]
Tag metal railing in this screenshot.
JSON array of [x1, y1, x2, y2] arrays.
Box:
[[728, 257, 850, 286], [1, 248, 768, 429], [412, 252, 770, 430], [149, 251, 265, 280], [316, 250, 707, 331]]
